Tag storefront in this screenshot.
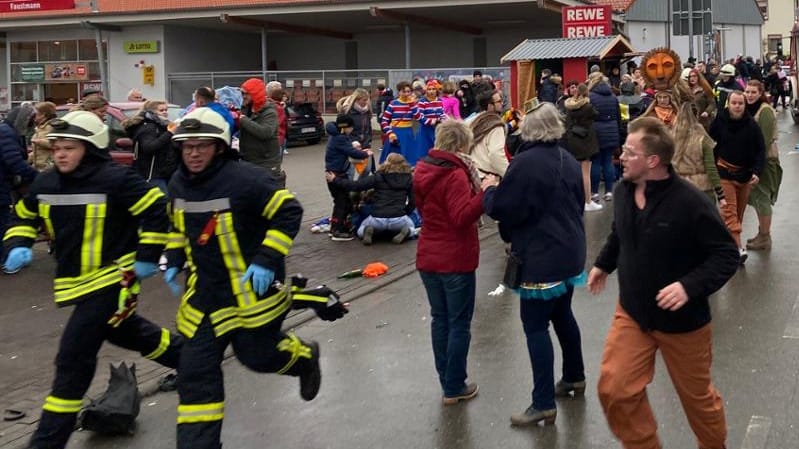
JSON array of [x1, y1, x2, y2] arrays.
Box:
[[8, 39, 106, 107]]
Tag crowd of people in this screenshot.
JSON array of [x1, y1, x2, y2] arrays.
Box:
[[0, 46, 787, 449]]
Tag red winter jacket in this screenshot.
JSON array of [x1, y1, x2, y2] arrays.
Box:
[[269, 99, 287, 146], [413, 149, 484, 273]]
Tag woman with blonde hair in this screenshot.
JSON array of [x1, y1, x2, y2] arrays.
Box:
[[671, 102, 725, 203], [325, 152, 414, 244], [744, 79, 781, 250], [440, 80, 461, 120], [337, 88, 374, 175], [121, 100, 177, 191], [29, 101, 58, 171], [563, 83, 599, 211], [414, 120, 490, 406]]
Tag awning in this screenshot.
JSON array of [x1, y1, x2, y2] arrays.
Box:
[[500, 35, 634, 63]]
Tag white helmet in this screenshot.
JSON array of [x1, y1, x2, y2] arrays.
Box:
[[48, 110, 109, 149], [171, 108, 230, 146]]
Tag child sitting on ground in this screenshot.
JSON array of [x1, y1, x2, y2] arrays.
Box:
[[325, 153, 415, 245], [324, 114, 372, 241]]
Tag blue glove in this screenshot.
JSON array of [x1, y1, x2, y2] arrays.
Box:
[[164, 267, 182, 297], [241, 264, 275, 296], [4, 247, 32, 273], [133, 261, 159, 280]]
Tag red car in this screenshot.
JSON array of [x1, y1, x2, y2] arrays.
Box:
[[56, 102, 183, 166]]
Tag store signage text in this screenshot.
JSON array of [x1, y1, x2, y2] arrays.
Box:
[[125, 41, 160, 54], [0, 0, 75, 13], [21, 65, 44, 81], [562, 5, 612, 38]]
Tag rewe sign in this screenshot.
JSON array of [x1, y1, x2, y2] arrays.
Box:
[[562, 5, 612, 38]]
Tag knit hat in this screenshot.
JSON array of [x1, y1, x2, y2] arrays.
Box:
[[240, 78, 267, 112], [620, 81, 636, 95], [425, 79, 442, 90], [335, 114, 354, 128]]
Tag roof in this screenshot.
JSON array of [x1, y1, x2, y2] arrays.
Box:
[[582, 0, 636, 13], [500, 35, 634, 63]]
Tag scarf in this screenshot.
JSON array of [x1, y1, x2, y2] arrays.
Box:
[[654, 105, 675, 126], [353, 102, 368, 113], [456, 152, 483, 192], [470, 111, 505, 146], [745, 99, 763, 118]]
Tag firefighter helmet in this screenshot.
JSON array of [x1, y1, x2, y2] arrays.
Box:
[[47, 110, 110, 149], [171, 108, 231, 146]]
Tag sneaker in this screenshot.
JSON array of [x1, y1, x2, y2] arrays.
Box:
[[330, 232, 354, 241], [584, 202, 603, 212], [510, 405, 557, 426], [392, 227, 411, 244], [299, 341, 321, 401], [590, 193, 600, 203], [739, 248, 748, 265], [362, 226, 374, 245], [603, 192, 613, 201], [2, 265, 21, 275], [442, 383, 479, 405], [283, 149, 289, 155]]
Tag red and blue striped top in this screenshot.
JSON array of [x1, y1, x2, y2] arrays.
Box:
[[380, 98, 419, 136]]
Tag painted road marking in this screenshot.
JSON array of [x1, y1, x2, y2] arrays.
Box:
[[740, 415, 771, 449]]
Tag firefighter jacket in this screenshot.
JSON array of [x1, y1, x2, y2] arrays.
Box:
[[3, 158, 169, 306], [166, 157, 302, 339]]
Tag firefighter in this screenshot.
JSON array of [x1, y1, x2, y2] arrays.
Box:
[[164, 108, 322, 449], [2, 110, 183, 449]]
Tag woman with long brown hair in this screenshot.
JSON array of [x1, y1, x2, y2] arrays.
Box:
[[671, 102, 724, 203], [684, 68, 716, 128], [744, 79, 781, 250], [563, 83, 600, 211]]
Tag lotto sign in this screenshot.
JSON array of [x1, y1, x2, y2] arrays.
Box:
[[143, 65, 155, 86], [562, 5, 612, 38]]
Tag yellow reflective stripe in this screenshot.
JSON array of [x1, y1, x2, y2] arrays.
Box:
[[275, 333, 311, 374], [43, 395, 83, 414], [39, 203, 55, 240], [261, 189, 294, 220], [166, 232, 187, 250], [174, 208, 186, 233], [215, 212, 257, 307], [177, 402, 224, 424], [53, 252, 135, 290], [210, 288, 287, 324], [54, 270, 122, 304], [139, 231, 169, 246], [129, 187, 165, 216], [144, 328, 170, 360], [261, 229, 292, 256], [81, 203, 106, 274], [212, 297, 292, 337], [293, 293, 328, 304], [3, 225, 38, 240], [14, 201, 38, 220], [619, 103, 629, 122]]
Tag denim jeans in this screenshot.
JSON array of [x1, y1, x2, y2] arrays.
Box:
[[591, 146, 616, 195], [520, 286, 585, 410], [356, 215, 416, 238], [419, 271, 476, 397]]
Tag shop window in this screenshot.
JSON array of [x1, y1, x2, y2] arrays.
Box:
[[38, 40, 78, 62], [10, 41, 37, 62], [78, 39, 106, 60], [11, 83, 39, 103]]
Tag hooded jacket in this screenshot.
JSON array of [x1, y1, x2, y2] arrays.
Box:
[[332, 171, 414, 218], [563, 97, 599, 161], [123, 111, 178, 180], [324, 122, 369, 173], [239, 78, 281, 174], [588, 82, 621, 150], [413, 150, 483, 273]]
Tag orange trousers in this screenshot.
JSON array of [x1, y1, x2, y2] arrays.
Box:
[[719, 179, 752, 247], [597, 304, 726, 449]]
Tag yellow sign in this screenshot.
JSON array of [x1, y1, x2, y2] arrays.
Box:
[[143, 65, 155, 86], [125, 40, 159, 54]]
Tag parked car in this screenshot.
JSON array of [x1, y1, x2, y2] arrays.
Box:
[[56, 102, 183, 166], [286, 102, 324, 146]]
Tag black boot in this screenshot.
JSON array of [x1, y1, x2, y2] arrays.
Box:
[[299, 341, 321, 401]]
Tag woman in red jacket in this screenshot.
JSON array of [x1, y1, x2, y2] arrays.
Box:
[[413, 120, 492, 405]]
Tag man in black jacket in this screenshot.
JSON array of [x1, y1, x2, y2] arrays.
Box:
[[588, 117, 739, 449]]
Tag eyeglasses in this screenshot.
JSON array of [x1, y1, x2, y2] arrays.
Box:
[[621, 144, 648, 159], [182, 141, 216, 154]]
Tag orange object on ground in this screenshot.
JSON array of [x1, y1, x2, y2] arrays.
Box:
[[362, 262, 389, 278]]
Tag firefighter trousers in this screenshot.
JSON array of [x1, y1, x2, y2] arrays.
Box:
[[28, 285, 183, 449], [177, 314, 315, 449]]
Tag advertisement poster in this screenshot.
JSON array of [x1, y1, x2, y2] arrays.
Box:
[[44, 63, 88, 81]]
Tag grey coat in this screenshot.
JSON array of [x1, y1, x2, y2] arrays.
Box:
[[239, 102, 281, 174]]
